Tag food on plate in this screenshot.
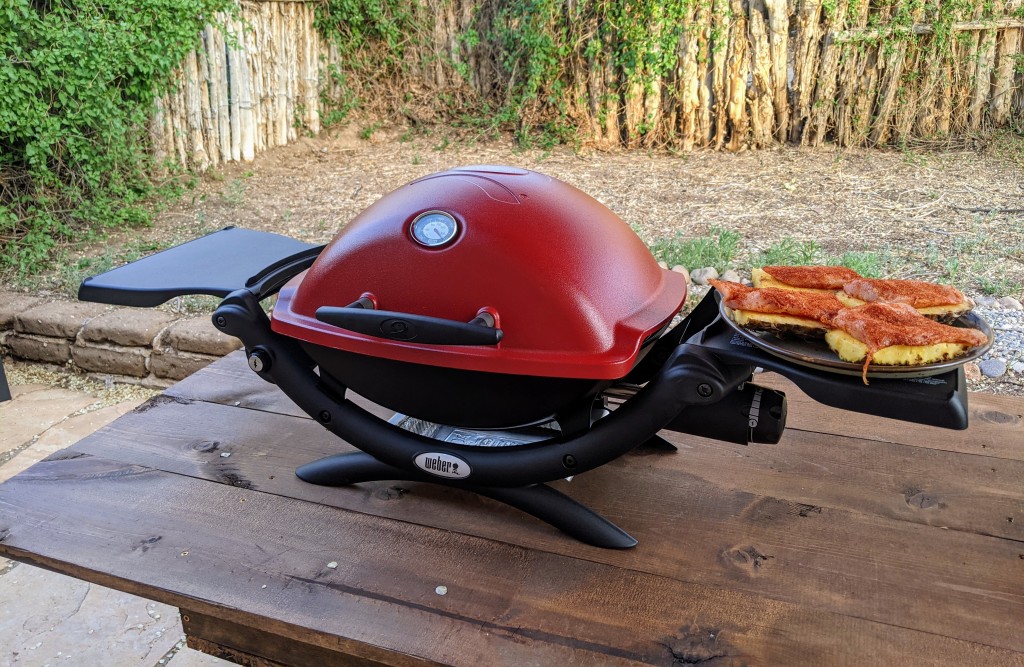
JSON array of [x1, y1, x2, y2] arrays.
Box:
[[825, 302, 989, 382], [717, 268, 987, 380], [837, 278, 973, 321], [751, 265, 862, 292], [710, 280, 846, 335]]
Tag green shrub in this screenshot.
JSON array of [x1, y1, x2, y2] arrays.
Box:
[[314, 0, 420, 122], [753, 238, 822, 267], [832, 250, 892, 278], [649, 228, 741, 272], [0, 0, 233, 276]]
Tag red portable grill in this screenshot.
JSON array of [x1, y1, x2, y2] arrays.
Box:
[[79, 165, 988, 548], [271, 166, 687, 427]]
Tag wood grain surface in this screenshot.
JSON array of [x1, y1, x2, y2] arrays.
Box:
[[1, 352, 1022, 666]]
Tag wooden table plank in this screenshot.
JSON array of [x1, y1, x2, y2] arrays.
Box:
[[182, 609, 405, 667], [0, 454, 1019, 667], [164, 351, 320, 420], [65, 396, 1024, 652], [5, 353, 1024, 665], [163, 356, 1024, 537], [89, 388, 1024, 541], [657, 427, 1024, 541]]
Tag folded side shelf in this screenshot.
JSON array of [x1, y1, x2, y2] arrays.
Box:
[[78, 227, 320, 307]]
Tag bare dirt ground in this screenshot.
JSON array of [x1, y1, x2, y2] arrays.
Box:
[[141, 126, 1024, 297], [11, 126, 1024, 396]]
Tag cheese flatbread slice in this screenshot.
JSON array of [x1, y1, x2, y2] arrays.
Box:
[[841, 278, 972, 321], [826, 302, 988, 383], [753, 265, 862, 293], [711, 280, 845, 335]]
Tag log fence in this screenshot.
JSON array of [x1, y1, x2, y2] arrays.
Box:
[[152, 1, 319, 171], [152, 0, 1024, 169]]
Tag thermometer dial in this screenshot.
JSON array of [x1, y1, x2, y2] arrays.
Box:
[[411, 211, 459, 248]]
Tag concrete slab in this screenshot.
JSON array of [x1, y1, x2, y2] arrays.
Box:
[[0, 401, 144, 483], [0, 563, 181, 666], [0, 388, 96, 455], [9, 384, 48, 400]]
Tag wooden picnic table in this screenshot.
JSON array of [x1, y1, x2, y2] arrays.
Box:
[[0, 350, 1021, 666]]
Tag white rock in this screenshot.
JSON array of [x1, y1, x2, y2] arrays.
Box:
[[671, 265, 691, 284], [1011, 361, 1024, 374], [657, 261, 669, 270], [979, 359, 1007, 378], [690, 267, 720, 286], [720, 269, 742, 283], [997, 296, 1023, 310]]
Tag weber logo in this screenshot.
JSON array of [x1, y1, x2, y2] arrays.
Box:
[[414, 452, 471, 479]]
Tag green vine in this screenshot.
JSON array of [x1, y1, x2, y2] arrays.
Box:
[[491, 0, 695, 145], [0, 0, 234, 276], [312, 0, 1018, 149]]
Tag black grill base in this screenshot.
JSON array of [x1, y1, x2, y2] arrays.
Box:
[[302, 343, 612, 430], [296, 451, 639, 548]]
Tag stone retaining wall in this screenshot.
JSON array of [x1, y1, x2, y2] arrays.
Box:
[[0, 291, 241, 387]]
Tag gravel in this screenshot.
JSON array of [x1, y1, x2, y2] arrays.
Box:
[[5, 361, 160, 410], [997, 296, 1023, 310], [970, 307, 1019, 391]]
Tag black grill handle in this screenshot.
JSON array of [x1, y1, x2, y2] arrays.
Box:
[[315, 306, 503, 346]]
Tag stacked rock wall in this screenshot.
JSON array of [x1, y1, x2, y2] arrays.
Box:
[[0, 292, 240, 386]]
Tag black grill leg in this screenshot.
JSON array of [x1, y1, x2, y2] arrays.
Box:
[[295, 451, 637, 549], [0, 358, 11, 403]]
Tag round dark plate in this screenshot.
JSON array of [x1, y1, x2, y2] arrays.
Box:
[[719, 300, 993, 378]]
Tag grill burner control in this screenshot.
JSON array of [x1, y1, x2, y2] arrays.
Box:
[[411, 211, 458, 247]]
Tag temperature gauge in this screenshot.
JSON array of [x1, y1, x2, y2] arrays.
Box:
[[411, 211, 459, 248]]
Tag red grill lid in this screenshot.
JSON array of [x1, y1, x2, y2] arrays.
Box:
[[271, 166, 687, 379]]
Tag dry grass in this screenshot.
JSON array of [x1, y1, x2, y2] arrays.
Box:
[[117, 126, 1024, 300], [17, 125, 1023, 302], [4, 125, 1023, 397]]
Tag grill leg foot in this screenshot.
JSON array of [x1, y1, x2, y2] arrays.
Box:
[[295, 451, 637, 549]]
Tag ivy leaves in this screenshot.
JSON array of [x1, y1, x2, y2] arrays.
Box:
[[0, 0, 234, 275]]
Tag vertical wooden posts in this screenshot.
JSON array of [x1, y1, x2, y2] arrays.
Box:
[[747, 2, 775, 148], [991, 9, 1022, 124], [149, 1, 322, 171], [764, 0, 789, 142], [149, 0, 1024, 167]]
